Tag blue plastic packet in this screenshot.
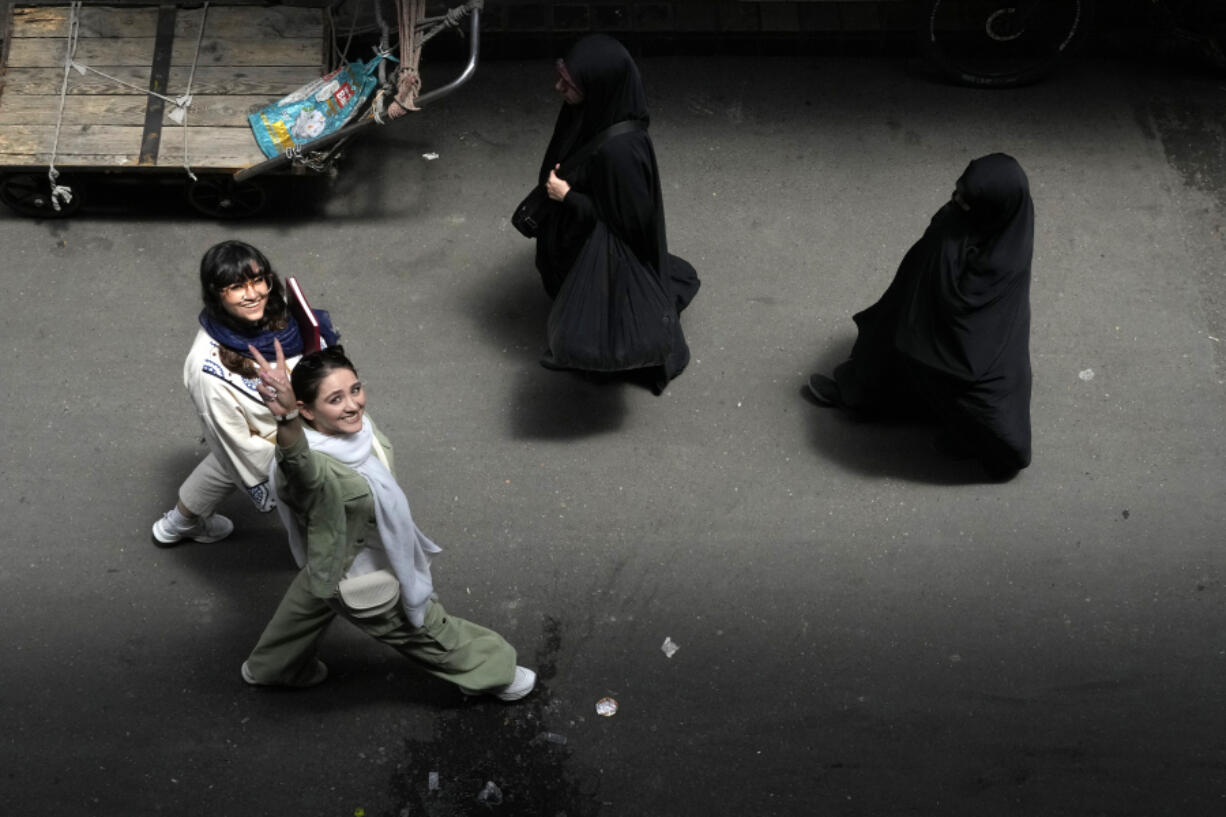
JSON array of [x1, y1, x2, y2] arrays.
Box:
[[248, 56, 388, 159]]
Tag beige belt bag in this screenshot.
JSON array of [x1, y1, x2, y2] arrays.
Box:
[[337, 569, 400, 618]]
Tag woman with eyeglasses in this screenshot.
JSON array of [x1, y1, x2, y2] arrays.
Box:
[[151, 240, 339, 546], [533, 34, 700, 394], [238, 341, 536, 700]]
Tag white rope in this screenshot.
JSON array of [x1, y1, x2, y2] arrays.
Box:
[[372, 0, 393, 99], [70, 62, 180, 103], [331, 0, 357, 66], [59, 3, 210, 181], [371, 89, 387, 124], [176, 2, 210, 181], [47, 1, 82, 211], [374, 0, 393, 54], [367, 0, 396, 122]]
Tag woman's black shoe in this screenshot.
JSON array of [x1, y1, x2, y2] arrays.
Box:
[[806, 374, 843, 408]]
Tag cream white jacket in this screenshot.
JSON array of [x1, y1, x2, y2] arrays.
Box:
[[183, 327, 302, 511]]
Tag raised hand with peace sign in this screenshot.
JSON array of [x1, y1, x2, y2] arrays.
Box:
[[248, 339, 298, 418]]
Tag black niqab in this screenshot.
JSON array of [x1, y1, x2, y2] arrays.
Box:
[[896, 153, 1034, 381], [834, 153, 1033, 472]]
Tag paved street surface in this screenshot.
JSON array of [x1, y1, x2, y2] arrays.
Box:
[[2, 52, 1225, 816]]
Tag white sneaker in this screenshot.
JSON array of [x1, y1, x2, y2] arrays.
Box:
[[241, 659, 328, 688], [459, 666, 537, 701], [495, 666, 537, 702], [151, 512, 234, 546]]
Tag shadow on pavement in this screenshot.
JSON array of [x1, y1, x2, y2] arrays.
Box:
[[0, 154, 427, 226], [799, 346, 1001, 486], [465, 249, 629, 439], [510, 367, 628, 439]]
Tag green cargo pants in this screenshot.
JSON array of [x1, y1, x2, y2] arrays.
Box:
[[243, 569, 517, 692]]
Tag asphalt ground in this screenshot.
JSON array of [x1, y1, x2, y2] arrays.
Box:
[[2, 53, 1225, 816]]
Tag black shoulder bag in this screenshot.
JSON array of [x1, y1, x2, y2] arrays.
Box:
[[511, 120, 645, 239]]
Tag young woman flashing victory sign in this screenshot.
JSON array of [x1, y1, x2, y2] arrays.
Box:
[[241, 340, 535, 700]]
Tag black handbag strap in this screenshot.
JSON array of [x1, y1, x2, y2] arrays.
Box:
[[556, 120, 645, 176]]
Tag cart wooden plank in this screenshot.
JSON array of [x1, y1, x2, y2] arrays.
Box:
[[7, 35, 321, 67], [0, 123, 266, 167], [12, 5, 323, 40], [157, 126, 264, 166], [0, 93, 278, 126], [0, 151, 263, 168], [0, 3, 328, 172], [3, 65, 319, 96]]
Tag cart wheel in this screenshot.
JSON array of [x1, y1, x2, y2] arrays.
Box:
[[0, 173, 83, 218], [919, 0, 1094, 88], [187, 175, 268, 219]]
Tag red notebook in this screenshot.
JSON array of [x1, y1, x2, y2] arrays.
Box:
[[286, 276, 322, 355]]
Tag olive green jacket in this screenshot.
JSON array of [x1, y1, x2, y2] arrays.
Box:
[[275, 421, 393, 600]]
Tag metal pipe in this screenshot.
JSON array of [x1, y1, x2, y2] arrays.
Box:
[[234, 7, 480, 183], [414, 8, 480, 107]]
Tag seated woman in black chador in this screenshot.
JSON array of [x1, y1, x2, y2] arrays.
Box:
[[808, 153, 1033, 479], [534, 34, 700, 394]]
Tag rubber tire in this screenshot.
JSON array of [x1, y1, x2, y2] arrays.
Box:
[[186, 175, 269, 219], [0, 172, 83, 218], [919, 0, 1095, 88]]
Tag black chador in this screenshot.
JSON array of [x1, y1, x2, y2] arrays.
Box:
[[534, 34, 700, 392], [811, 153, 1034, 477]]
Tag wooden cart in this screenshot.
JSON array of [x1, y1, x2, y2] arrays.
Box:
[[0, 0, 481, 217]]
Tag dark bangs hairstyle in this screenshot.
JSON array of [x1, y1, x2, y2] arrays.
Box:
[[199, 240, 289, 377], [199, 240, 289, 334], [291, 346, 358, 408]]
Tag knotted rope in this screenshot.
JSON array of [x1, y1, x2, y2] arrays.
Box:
[[53, 2, 210, 186], [383, 0, 482, 120], [175, 2, 210, 181], [47, 0, 82, 211], [385, 0, 424, 119]]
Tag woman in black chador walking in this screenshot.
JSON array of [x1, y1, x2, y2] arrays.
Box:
[[808, 153, 1033, 479], [533, 34, 700, 393]]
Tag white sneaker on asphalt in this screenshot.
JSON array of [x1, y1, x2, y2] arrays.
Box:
[[495, 666, 537, 702], [241, 659, 329, 688], [151, 512, 234, 546], [459, 666, 538, 702]]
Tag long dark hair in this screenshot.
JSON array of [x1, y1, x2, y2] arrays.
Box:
[[199, 240, 289, 333], [292, 346, 358, 409], [199, 240, 289, 377]]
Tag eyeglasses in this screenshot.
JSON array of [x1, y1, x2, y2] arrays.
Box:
[[220, 274, 269, 298]]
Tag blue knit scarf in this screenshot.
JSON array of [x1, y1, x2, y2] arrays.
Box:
[[198, 309, 339, 359]]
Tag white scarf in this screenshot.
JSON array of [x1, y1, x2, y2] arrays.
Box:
[[271, 416, 441, 627]]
